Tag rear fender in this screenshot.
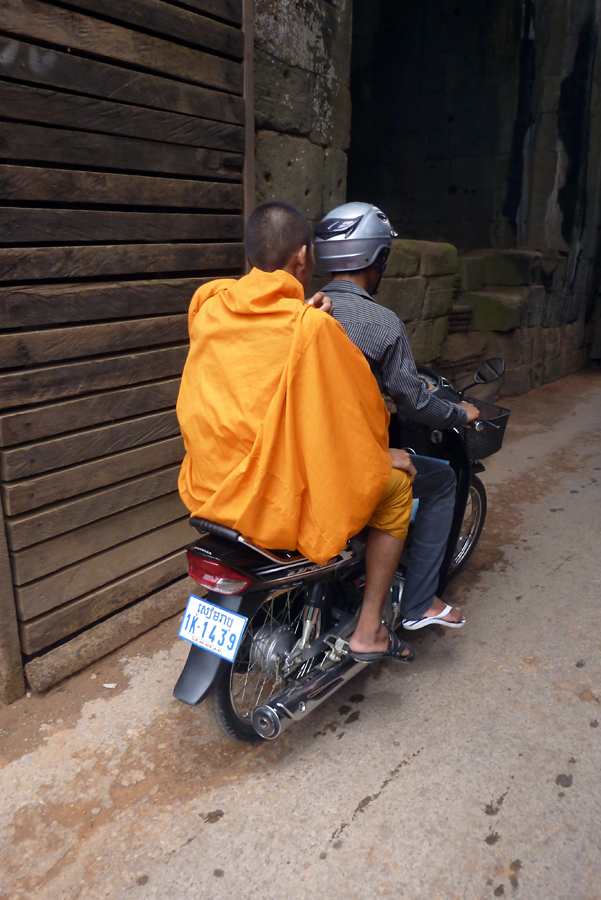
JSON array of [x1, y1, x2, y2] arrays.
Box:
[[173, 590, 265, 707]]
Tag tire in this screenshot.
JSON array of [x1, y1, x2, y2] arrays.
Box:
[[448, 475, 487, 577], [207, 584, 321, 742]]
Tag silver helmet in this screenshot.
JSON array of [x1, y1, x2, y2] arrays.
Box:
[[314, 202, 398, 273]]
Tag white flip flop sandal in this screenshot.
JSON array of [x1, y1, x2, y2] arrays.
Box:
[[402, 604, 466, 631]]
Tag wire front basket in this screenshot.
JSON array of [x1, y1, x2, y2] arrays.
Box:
[[462, 397, 511, 461]]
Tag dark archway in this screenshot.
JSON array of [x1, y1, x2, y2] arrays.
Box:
[[347, 0, 523, 252]]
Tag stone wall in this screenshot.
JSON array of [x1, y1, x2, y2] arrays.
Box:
[[348, 0, 601, 368], [253, 0, 353, 231], [376, 241, 591, 396], [250, 0, 600, 382]]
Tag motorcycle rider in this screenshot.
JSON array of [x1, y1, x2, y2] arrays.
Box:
[[315, 202, 480, 630], [177, 201, 417, 663]]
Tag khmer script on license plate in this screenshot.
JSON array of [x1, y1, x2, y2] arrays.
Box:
[[178, 594, 247, 663]]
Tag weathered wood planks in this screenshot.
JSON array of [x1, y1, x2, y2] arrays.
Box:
[[53, 0, 244, 58], [0, 279, 203, 329], [0, 347, 189, 409], [0, 208, 242, 245], [0, 242, 244, 282], [0, 82, 244, 151], [19, 551, 188, 654], [0, 317, 188, 369], [6, 466, 180, 550], [2, 437, 185, 516], [0, 122, 243, 179], [0, 381, 181, 447], [24, 576, 191, 689], [11, 492, 187, 583], [0, 167, 243, 211], [166, 0, 243, 25], [3, 0, 243, 93], [0, 38, 244, 123], [0, 0, 245, 674], [15, 518, 192, 618], [1, 410, 181, 480]]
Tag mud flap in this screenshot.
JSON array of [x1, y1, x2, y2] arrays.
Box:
[[173, 643, 228, 707]]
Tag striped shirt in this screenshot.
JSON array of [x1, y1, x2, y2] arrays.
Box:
[[322, 279, 468, 429]]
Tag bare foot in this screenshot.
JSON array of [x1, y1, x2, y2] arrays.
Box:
[[349, 622, 412, 658], [423, 596, 464, 623]]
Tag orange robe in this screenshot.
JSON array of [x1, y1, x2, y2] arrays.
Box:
[[176, 268, 392, 564]]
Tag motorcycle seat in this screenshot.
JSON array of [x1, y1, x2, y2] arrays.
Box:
[[189, 517, 304, 563]]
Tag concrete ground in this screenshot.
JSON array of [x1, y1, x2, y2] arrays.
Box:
[[1, 369, 601, 900]]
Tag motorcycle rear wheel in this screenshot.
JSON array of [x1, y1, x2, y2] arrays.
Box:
[[207, 584, 321, 742], [449, 474, 487, 577]]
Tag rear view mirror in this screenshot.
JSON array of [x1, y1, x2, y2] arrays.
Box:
[[474, 357, 505, 384]]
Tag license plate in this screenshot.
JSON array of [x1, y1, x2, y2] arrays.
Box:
[[178, 594, 248, 663]]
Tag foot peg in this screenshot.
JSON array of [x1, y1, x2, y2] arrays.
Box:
[[324, 635, 349, 662]]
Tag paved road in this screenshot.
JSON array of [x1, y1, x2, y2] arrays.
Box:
[[1, 369, 601, 900]]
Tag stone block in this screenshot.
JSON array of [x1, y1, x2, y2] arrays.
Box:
[[541, 254, 567, 293], [530, 327, 544, 388], [462, 290, 524, 332], [255, 131, 325, 222], [442, 332, 490, 366], [543, 291, 564, 327], [323, 148, 347, 213], [542, 355, 563, 384], [254, 51, 314, 136], [422, 275, 456, 319], [502, 365, 533, 397], [431, 316, 449, 361], [386, 240, 420, 278], [407, 320, 448, 365], [543, 326, 562, 360], [407, 316, 449, 365], [378, 277, 426, 323], [541, 74, 561, 113], [405, 320, 432, 365], [459, 254, 485, 292], [558, 349, 587, 379], [563, 320, 585, 352], [486, 330, 525, 366], [585, 318, 597, 346], [413, 241, 458, 276], [255, 0, 347, 75], [463, 249, 542, 286], [522, 285, 546, 328], [560, 288, 583, 325], [464, 381, 502, 403], [312, 77, 352, 149]]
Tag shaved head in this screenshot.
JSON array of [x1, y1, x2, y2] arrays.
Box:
[[245, 202, 312, 271]]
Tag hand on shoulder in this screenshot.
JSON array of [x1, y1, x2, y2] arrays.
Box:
[[305, 292, 333, 315]]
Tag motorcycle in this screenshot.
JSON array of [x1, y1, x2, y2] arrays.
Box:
[[173, 358, 510, 742]]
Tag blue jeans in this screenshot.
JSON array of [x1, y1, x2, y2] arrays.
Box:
[[400, 455, 457, 621]]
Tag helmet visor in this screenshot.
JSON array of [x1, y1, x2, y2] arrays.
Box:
[[314, 215, 364, 240]]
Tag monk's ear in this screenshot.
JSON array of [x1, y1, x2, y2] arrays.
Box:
[[284, 244, 304, 271]]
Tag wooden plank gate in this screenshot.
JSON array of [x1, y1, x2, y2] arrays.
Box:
[[0, 0, 253, 699]]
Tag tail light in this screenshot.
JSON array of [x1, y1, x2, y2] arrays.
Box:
[[186, 550, 252, 595]]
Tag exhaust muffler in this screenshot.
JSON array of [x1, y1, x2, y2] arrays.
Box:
[[251, 654, 367, 739]]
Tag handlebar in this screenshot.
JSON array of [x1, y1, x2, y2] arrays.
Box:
[[471, 419, 500, 432]]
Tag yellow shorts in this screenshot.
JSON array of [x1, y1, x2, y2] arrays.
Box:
[[366, 467, 413, 541]]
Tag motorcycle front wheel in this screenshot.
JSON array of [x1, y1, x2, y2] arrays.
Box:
[[207, 584, 323, 742], [449, 474, 487, 577]]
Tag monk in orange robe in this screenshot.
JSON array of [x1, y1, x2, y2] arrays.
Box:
[[177, 202, 416, 662]]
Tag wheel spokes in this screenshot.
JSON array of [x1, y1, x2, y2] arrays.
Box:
[[229, 586, 306, 720]]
